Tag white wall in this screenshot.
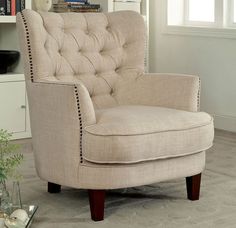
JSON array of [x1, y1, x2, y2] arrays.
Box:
[[149, 0, 236, 132]]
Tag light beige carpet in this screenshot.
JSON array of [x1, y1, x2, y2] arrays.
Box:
[[15, 130, 236, 228]]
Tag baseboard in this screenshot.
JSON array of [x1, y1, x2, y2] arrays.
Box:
[[213, 114, 236, 133]]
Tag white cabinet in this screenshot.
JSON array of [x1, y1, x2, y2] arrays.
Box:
[[0, 80, 25, 133], [0, 74, 31, 139], [0, 75, 31, 140], [0, 2, 32, 139]]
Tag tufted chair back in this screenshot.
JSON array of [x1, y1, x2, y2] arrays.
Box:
[[17, 10, 145, 109]]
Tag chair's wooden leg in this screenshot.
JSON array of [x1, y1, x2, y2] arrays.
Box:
[[88, 190, 105, 221], [48, 182, 61, 193], [186, 173, 202, 201]]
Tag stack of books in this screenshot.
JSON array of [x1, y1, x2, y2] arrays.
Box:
[[53, 0, 101, 13], [0, 0, 25, 16]]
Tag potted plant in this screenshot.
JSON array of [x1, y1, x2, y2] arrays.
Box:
[[0, 129, 23, 212]]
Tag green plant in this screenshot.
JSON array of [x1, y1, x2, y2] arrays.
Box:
[[0, 129, 23, 182]]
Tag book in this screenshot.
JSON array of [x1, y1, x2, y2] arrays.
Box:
[[54, 8, 100, 13], [0, 0, 6, 15], [16, 0, 21, 13], [20, 0, 24, 11], [68, 4, 100, 9], [70, 8, 100, 12], [66, 2, 86, 5], [5, 0, 11, 15], [64, 0, 88, 2], [53, 1, 101, 13], [11, 0, 16, 15]]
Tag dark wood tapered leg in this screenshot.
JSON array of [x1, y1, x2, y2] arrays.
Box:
[[48, 182, 61, 193], [88, 190, 106, 221], [186, 173, 202, 201]]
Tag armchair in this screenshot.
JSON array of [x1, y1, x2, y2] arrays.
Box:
[[17, 10, 214, 221]]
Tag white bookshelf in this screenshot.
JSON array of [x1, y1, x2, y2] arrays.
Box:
[[0, 1, 32, 23], [0, 16, 17, 23], [0, 72, 24, 82], [0, 2, 32, 139]]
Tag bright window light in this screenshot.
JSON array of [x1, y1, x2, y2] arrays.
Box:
[[168, 0, 184, 25], [188, 0, 215, 22], [234, 0, 236, 23]]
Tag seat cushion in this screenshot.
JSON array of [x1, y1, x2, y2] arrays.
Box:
[[83, 105, 214, 164]]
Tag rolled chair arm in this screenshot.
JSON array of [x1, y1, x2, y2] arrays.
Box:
[[115, 73, 201, 112], [27, 80, 96, 187], [32, 80, 96, 126]]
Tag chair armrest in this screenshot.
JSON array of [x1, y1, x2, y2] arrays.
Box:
[[116, 73, 201, 112], [32, 80, 96, 127], [27, 80, 96, 186]]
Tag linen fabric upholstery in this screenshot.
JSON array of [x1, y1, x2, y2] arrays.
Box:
[[115, 73, 201, 112], [17, 10, 214, 190], [26, 81, 95, 186], [17, 9, 145, 109], [84, 106, 213, 164], [78, 152, 206, 189]]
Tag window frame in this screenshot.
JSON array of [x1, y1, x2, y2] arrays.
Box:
[[183, 0, 223, 27], [226, 0, 236, 27], [163, 0, 236, 39]]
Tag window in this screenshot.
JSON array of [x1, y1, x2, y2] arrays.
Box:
[[187, 0, 215, 22], [167, 0, 235, 28], [234, 0, 236, 22]]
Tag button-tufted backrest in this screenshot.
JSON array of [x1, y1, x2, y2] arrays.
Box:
[[17, 10, 145, 109]]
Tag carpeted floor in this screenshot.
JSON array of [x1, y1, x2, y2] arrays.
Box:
[[14, 130, 236, 228]]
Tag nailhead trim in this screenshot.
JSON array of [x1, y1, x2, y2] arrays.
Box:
[[74, 86, 83, 163], [197, 78, 201, 111], [21, 12, 34, 82]]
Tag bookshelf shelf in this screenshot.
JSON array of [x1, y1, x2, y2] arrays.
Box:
[[0, 73, 24, 83], [0, 15, 16, 23]]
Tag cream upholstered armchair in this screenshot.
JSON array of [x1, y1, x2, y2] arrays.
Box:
[[17, 10, 214, 221]]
